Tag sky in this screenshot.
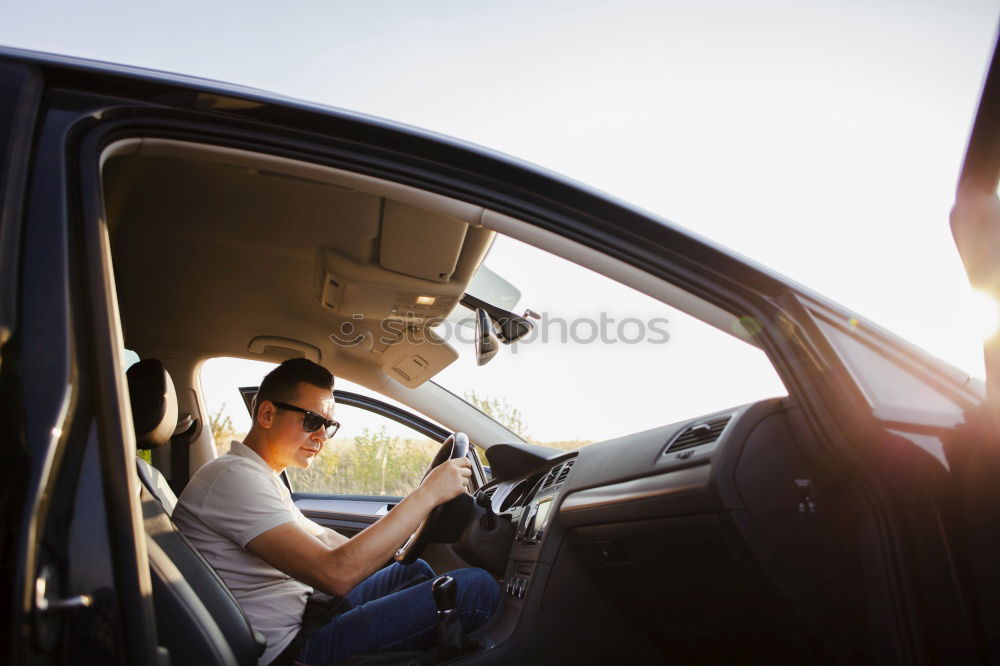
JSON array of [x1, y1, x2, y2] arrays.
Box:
[[7, 1, 1000, 441]]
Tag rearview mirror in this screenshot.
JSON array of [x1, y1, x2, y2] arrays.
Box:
[[475, 308, 499, 366], [461, 293, 535, 344], [495, 314, 534, 344]]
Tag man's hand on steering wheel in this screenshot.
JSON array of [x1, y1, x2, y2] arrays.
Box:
[[418, 457, 473, 506], [395, 432, 477, 564]]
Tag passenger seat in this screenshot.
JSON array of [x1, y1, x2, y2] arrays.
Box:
[[126, 359, 266, 665]]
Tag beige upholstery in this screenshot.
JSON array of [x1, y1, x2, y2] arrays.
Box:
[[103, 139, 496, 389]]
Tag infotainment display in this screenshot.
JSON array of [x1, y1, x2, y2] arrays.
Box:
[[534, 497, 553, 531]]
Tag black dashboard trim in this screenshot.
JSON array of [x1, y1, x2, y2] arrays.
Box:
[[560, 464, 711, 513]]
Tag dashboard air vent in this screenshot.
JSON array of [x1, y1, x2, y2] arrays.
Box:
[[483, 486, 498, 501], [556, 458, 575, 484], [666, 416, 731, 453], [541, 459, 577, 490], [541, 463, 561, 489]]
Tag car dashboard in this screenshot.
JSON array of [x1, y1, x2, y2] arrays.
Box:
[[465, 395, 866, 665]]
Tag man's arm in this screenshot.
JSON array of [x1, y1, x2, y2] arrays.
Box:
[[246, 457, 471, 597], [318, 526, 348, 548]]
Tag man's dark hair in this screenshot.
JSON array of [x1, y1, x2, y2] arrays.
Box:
[[254, 358, 334, 419]]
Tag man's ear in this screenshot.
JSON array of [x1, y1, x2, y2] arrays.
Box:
[[256, 400, 275, 430]]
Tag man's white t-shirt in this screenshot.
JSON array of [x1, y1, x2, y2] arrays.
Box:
[[173, 440, 327, 665]]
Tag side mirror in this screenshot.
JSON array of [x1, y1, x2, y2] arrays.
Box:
[[475, 308, 499, 366]]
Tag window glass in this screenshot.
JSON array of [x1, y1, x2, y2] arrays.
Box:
[[286, 402, 439, 496], [817, 318, 966, 425], [121, 348, 149, 461], [199, 357, 446, 453], [200, 357, 442, 495], [432, 234, 787, 449], [122, 348, 140, 370], [200, 357, 276, 456]]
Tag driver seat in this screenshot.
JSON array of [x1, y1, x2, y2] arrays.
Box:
[[127, 358, 266, 665], [126, 359, 478, 666]]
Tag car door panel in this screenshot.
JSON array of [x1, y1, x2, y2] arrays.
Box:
[[0, 62, 40, 360], [295, 496, 396, 537], [2, 70, 165, 665]]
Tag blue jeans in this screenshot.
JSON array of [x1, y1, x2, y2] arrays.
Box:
[[297, 560, 500, 665]]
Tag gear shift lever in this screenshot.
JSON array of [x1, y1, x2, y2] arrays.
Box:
[[432, 575, 457, 614], [432, 575, 464, 658]]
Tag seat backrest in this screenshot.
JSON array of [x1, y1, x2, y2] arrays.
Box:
[[141, 483, 266, 665], [128, 359, 265, 665], [143, 495, 239, 666]]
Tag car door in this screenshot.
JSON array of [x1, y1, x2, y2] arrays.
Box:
[[949, 36, 1000, 666], [0, 59, 160, 665]]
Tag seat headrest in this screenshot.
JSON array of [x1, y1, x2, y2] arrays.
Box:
[[127, 359, 179, 450]]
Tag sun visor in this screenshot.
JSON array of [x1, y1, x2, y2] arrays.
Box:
[[316, 212, 494, 322], [380, 200, 469, 283]]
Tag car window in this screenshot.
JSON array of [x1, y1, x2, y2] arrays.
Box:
[[285, 402, 439, 496], [120, 348, 149, 462], [200, 357, 448, 451], [200, 358, 443, 496], [122, 348, 140, 370], [816, 317, 970, 427]]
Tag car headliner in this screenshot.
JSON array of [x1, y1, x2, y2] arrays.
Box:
[[101, 136, 751, 406]]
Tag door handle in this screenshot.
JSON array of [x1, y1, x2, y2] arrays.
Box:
[[35, 565, 92, 614], [32, 564, 92, 652]]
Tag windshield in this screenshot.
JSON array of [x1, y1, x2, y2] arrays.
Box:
[[431, 234, 786, 447]]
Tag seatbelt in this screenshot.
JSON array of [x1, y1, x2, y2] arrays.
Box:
[[169, 413, 197, 496]]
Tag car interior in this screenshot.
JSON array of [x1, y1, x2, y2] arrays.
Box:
[[98, 135, 965, 666]]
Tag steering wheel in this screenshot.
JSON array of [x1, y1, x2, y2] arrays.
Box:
[[395, 432, 474, 564]]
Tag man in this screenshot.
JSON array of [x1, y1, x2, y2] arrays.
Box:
[[173, 358, 500, 665]]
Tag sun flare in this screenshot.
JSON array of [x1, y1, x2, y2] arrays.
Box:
[[964, 290, 1000, 341]]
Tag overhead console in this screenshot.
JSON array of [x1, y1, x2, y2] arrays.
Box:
[[316, 250, 461, 322], [311, 203, 493, 388]]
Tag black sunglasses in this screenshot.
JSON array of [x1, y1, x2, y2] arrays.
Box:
[[272, 401, 340, 438]]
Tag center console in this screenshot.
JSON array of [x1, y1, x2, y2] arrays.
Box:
[[500, 458, 575, 599]]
